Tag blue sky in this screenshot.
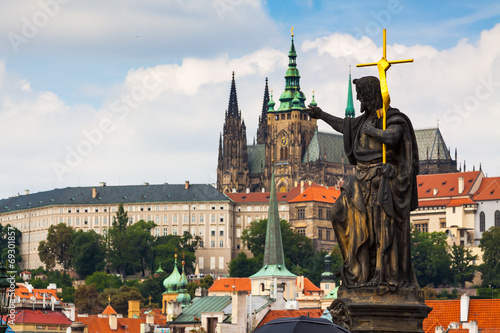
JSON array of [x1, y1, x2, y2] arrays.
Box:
[[0, 0, 499, 198]]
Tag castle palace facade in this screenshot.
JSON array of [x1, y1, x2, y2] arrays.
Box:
[[217, 36, 457, 194]]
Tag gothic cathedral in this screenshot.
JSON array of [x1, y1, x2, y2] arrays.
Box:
[[217, 35, 354, 194]]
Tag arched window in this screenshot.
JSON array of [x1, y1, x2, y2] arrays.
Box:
[[495, 210, 500, 227], [480, 212, 485, 232]]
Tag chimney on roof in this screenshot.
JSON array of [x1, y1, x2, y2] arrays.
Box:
[[262, 187, 265, 193], [146, 311, 155, 325], [109, 313, 117, 330], [24, 189, 29, 195], [300, 180, 304, 194], [459, 177, 465, 194], [231, 290, 247, 329], [92, 187, 97, 199], [460, 293, 470, 323], [232, 188, 236, 193], [100, 182, 106, 187], [143, 182, 149, 186], [433, 188, 438, 196], [185, 181, 190, 190], [246, 188, 250, 194]]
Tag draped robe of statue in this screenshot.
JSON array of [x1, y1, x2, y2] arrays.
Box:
[[331, 107, 419, 290]]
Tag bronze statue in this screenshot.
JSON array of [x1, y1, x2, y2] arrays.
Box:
[[305, 76, 419, 290]]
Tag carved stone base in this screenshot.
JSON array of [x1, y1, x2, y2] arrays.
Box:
[[328, 288, 432, 333]]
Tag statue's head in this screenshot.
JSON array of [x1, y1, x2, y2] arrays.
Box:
[[353, 76, 383, 114]]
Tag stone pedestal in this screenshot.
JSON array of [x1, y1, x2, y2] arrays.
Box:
[[328, 288, 432, 333]]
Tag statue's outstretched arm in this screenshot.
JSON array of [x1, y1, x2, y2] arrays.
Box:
[[363, 122, 403, 146], [304, 105, 344, 133]]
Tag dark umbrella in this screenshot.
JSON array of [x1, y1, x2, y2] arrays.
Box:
[[253, 315, 351, 333]]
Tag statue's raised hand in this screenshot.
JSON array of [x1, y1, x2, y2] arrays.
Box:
[[303, 105, 323, 119]]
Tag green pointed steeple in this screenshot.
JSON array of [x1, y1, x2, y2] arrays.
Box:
[[310, 91, 317, 107], [163, 253, 181, 293], [268, 91, 275, 111], [250, 168, 295, 278], [155, 262, 165, 275], [176, 259, 191, 305], [345, 66, 355, 118], [273, 33, 307, 113]]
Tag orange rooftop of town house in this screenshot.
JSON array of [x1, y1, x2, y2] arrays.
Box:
[[226, 182, 324, 203], [288, 184, 340, 204], [417, 171, 482, 199], [257, 309, 324, 328], [472, 177, 500, 201], [423, 298, 500, 332], [15, 286, 60, 301]]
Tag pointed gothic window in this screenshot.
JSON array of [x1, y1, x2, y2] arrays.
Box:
[[495, 210, 500, 227], [480, 212, 485, 232]]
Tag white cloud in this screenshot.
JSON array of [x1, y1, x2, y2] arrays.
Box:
[[0, 17, 499, 199]]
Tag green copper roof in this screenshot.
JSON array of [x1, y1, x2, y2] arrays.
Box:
[[309, 92, 317, 107], [251, 168, 295, 278], [267, 92, 275, 111], [155, 262, 165, 274], [272, 36, 307, 113], [345, 67, 355, 118], [414, 127, 451, 161], [324, 286, 340, 299], [176, 261, 191, 305], [248, 144, 266, 175], [302, 131, 347, 164], [172, 296, 231, 324], [163, 254, 181, 293]]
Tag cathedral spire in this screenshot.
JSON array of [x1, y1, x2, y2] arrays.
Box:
[[345, 66, 355, 118], [228, 71, 239, 117], [274, 31, 306, 112], [250, 167, 295, 278]]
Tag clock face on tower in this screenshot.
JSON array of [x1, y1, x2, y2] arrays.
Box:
[[280, 135, 288, 146]]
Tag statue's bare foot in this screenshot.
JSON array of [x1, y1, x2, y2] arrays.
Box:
[[367, 270, 381, 286]]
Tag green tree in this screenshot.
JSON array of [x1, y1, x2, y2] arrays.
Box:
[[108, 203, 138, 278], [138, 277, 164, 305], [85, 271, 123, 292], [450, 244, 477, 288], [75, 284, 101, 314], [152, 233, 200, 275], [38, 223, 74, 270], [99, 285, 143, 315], [71, 230, 106, 278], [411, 229, 452, 287], [128, 220, 156, 277], [241, 219, 314, 272], [0, 224, 22, 270], [228, 252, 261, 277], [479, 227, 500, 287]]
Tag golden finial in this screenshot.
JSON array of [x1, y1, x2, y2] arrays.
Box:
[[291, 26, 294, 38], [108, 295, 111, 305]]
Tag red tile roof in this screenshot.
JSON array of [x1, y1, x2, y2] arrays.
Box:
[[226, 183, 323, 203], [13, 309, 72, 325], [102, 305, 118, 315], [417, 171, 481, 199], [208, 278, 251, 293], [423, 299, 500, 333], [473, 177, 500, 201], [15, 287, 60, 301], [78, 316, 144, 333], [296, 277, 323, 295], [257, 309, 324, 328], [288, 185, 340, 204]]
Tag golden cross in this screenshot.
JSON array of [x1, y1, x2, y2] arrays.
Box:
[[148, 295, 153, 306], [356, 29, 413, 164]]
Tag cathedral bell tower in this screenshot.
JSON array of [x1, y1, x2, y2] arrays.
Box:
[[217, 72, 250, 194], [265, 31, 317, 192]]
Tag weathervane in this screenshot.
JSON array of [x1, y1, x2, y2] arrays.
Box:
[[356, 29, 413, 163], [291, 26, 294, 37]]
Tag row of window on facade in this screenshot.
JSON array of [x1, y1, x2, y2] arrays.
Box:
[[296, 207, 331, 220], [198, 256, 226, 270], [296, 227, 333, 240], [0, 204, 227, 221], [479, 210, 500, 232], [273, 112, 311, 121]]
